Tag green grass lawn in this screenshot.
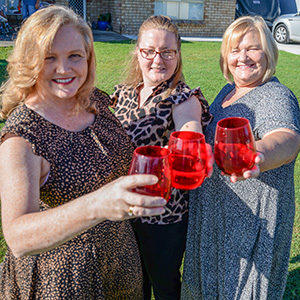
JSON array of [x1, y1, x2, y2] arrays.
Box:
[[0, 40, 299, 299]]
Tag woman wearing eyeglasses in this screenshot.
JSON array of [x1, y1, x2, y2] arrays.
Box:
[[110, 15, 212, 300]]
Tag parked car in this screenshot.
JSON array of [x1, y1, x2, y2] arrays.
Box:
[[272, 12, 300, 43]]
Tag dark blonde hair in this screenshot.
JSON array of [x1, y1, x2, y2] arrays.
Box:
[[220, 15, 278, 84], [0, 5, 96, 119], [125, 15, 184, 96]]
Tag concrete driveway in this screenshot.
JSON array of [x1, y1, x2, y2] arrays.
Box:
[[180, 36, 300, 56], [276, 42, 300, 55]]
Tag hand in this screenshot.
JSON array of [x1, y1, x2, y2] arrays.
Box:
[[227, 152, 265, 183], [97, 174, 167, 221], [205, 143, 214, 178]]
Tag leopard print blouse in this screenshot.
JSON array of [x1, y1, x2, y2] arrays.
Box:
[[110, 78, 213, 225]]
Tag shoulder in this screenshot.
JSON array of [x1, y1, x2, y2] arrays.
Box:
[[1, 105, 35, 137], [256, 78, 298, 107], [0, 105, 42, 154], [110, 84, 135, 106], [165, 81, 195, 105], [90, 87, 112, 109], [259, 77, 295, 97]]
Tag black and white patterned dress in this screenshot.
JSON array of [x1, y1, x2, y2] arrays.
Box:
[[181, 77, 300, 300], [0, 89, 143, 299]]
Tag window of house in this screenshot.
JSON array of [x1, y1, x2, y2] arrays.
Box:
[[154, 0, 204, 21]]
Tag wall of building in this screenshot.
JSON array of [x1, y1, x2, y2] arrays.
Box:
[[55, 0, 236, 37], [175, 0, 236, 37], [115, 0, 154, 35], [109, 0, 123, 34]]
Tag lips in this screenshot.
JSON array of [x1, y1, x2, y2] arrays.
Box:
[[151, 67, 165, 72], [53, 77, 75, 85], [237, 64, 254, 69]]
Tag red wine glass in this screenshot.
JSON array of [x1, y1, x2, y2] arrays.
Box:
[[168, 131, 207, 190], [214, 117, 257, 176], [128, 145, 172, 201]]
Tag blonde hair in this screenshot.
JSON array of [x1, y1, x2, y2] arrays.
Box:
[[0, 5, 96, 119], [220, 15, 278, 84], [125, 15, 184, 97]]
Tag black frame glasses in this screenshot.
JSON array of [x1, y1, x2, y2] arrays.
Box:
[[139, 48, 178, 60]]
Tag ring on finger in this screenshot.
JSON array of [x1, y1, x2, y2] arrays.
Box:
[[128, 206, 134, 217]]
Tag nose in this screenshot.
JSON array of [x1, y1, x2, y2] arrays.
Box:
[[153, 52, 164, 63], [237, 49, 248, 61], [56, 58, 71, 73]]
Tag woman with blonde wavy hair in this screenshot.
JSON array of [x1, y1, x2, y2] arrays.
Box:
[[0, 6, 169, 299], [110, 15, 213, 300], [1, 4, 96, 119]]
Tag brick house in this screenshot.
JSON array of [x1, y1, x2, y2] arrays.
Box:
[[50, 0, 236, 37]]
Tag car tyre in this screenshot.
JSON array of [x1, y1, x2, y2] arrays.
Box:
[[274, 24, 289, 43]]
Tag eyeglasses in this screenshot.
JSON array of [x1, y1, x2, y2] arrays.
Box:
[[139, 48, 178, 60]]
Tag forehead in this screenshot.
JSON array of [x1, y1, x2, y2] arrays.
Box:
[[50, 25, 86, 52], [231, 29, 261, 48], [139, 29, 177, 48]]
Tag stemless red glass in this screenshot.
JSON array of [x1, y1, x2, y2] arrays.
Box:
[[168, 131, 207, 190], [128, 145, 172, 201], [214, 117, 257, 176]]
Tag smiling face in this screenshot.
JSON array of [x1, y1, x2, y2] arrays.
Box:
[[35, 25, 88, 103], [227, 30, 267, 88], [137, 28, 179, 88]]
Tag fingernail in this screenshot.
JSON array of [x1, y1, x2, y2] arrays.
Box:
[[161, 199, 167, 205]]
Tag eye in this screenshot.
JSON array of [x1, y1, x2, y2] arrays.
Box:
[[45, 56, 55, 62], [230, 49, 239, 54], [248, 47, 259, 51], [147, 50, 155, 55], [70, 53, 81, 59], [163, 50, 173, 55], [45, 55, 55, 60]]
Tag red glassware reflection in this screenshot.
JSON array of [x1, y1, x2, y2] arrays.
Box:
[[214, 117, 257, 175], [128, 146, 172, 201], [168, 131, 207, 190]]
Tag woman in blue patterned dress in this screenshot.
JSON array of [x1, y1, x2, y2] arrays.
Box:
[[181, 15, 300, 300]]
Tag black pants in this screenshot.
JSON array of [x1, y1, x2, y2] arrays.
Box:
[[131, 217, 188, 300]]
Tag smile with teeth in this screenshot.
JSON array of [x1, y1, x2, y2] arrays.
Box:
[[151, 67, 165, 71], [53, 78, 75, 84], [237, 64, 254, 69]]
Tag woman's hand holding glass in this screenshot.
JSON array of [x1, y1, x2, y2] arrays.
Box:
[[99, 173, 167, 220], [214, 117, 264, 182], [128, 146, 172, 200]]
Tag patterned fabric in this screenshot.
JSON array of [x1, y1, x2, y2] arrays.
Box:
[[181, 77, 300, 300], [0, 89, 143, 300], [110, 78, 213, 225]]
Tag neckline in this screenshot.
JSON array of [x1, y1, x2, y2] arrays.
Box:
[[221, 84, 253, 108], [23, 104, 97, 134]]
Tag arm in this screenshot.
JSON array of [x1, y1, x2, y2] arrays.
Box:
[[35, 0, 40, 9], [231, 128, 300, 182], [0, 136, 166, 258], [172, 95, 203, 132], [256, 128, 300, 172], [172, 95, 214, 176], [229, 82, 300, 182]]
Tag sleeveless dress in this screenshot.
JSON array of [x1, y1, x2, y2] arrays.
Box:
[[0, 89, 143, 300]]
